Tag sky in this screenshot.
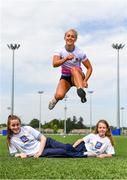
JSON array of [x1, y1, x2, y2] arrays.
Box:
[[1, 0, 127, 127]]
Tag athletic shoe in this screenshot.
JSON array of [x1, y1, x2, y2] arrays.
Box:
[[48, 98, 57, 110], [77, 88, 87, 103]]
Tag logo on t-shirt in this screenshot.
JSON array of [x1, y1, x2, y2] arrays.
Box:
[[20, 135, 29, 143], [95, 141, 103, 149]]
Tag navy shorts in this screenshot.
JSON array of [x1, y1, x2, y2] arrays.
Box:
[[60, 75, 73, 86]]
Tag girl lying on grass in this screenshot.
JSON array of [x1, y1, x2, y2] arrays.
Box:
[[7, 115, 74, 158], [7, 115, 115, 158], [72, 119, 115, 158]]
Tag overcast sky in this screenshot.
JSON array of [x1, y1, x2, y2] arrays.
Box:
[[1, 0, 127, 127]]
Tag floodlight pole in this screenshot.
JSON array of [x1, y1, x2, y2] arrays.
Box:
[[38, 91, 44, 132], [7, 44, 20, 115], [120, 107, 124, 134], [88, 91, 94, 132], [64, 95, 68, 135], [112, 43, 125, 133]]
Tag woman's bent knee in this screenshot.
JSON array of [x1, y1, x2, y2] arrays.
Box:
[[71, 67, 81, 74]]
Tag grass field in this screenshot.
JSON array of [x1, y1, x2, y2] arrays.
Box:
[[0, 135, 127, 179]]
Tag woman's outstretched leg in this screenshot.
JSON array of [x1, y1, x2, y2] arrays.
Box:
[[48, 79, 71, 110]]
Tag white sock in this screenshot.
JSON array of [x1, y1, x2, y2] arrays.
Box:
[[53, 97, 57, 102]]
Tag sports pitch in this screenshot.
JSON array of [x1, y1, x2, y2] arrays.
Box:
[[0, 135, 127, 179]]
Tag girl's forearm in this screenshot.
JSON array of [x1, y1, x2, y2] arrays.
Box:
[[38, 135, 47, 154], [72, 139, 84, 148], [97, 154, 113, 158]]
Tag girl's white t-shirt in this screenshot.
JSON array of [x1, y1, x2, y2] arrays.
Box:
[[9, 126, 41, 156], [83, 133, 115, 156]]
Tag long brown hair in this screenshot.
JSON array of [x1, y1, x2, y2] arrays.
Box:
[[7, 115, 21, 145], [94, 119, 114, 146]]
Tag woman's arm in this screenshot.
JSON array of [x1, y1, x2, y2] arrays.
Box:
[[53, 54, 74, 67], [82, 59, 93, 88], [72, 138, 84, 148], [34, 135, 47, 158]]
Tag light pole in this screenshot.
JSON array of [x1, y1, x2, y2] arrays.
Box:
[[7, 44, 20, 115], [38, 91, 44, 132], [64, 95, 68, 135], [112, 43, 125, 134], [120, 107, 124, 134], [88, 91, 94, 132]]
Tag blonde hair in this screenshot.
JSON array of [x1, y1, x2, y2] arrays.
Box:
[[94, 119, 114, 146], [64, 29, 78, 40], [7, 115, 21, 145]]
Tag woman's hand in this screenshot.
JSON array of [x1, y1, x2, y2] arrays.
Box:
[[66, 53, 75, 61], [83, 80, 88, 88], [53, 53, 74, 67]]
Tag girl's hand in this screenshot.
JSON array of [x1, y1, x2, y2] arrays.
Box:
[[20, 153, 27, 159], [34, 151, 42, 158], [97, 154, 106, 158], [15, 153, 27, 159], [97, 154, 112, 158], [15, 153, 21, 158]]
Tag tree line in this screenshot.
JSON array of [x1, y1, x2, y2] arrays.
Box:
[[1, 115, 124, 133], [29, 116, 87, 133]]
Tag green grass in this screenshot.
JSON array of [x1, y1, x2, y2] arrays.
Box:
[[0, 135, 127, 179]]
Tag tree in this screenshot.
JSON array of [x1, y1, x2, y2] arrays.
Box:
[[29, 119, 40, 128], [0, 123, 7, 128], [77, 117, 85, 129], [41, 116, 86, 133], [66, 117, 72, 133], [72, 116, 77, 124], [53, 124, 58, 133]]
